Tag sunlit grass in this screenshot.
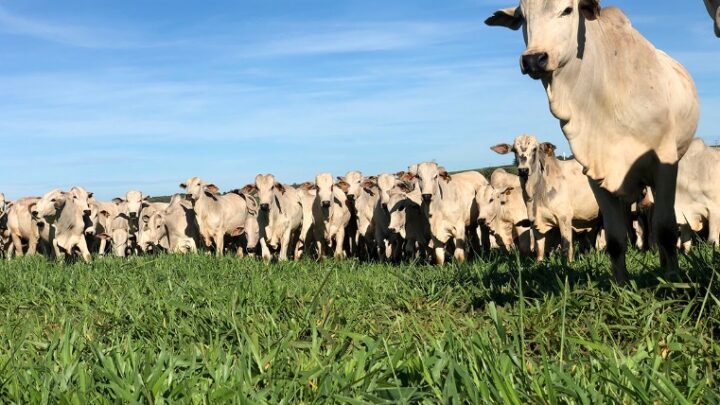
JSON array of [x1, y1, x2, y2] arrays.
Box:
[[0, 247, 718, 403]]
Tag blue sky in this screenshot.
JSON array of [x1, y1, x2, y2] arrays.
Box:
[[1, 1, 719, 200]]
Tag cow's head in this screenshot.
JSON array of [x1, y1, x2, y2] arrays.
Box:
[[254, 174, 280, 212], [32, 189, 66, 221], [124, 190, 149, 220], [315, 173, 334, 209], [180, 177, 218, 201], [377, 173, 399, 210], [477, 185, 514, 228], [486, 0, 601, 79], [337, 171, 364, 201], [387, 192, 416, 239], [69, 186, 93, 215], [705, 0, 720, 37], [139, 212, 165, 252], [491, 134, 555, 180], [415, 162, 451, 203]]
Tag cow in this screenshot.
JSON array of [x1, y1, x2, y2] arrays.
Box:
[[137, 202, 170, 253], [307, 173, 352, 260], [296, 183, 318, 260], [5, 197, 41, 259], [411, 162, 488, 264], [486, 1, 700, 284], [477, 169, 533, 254], [337, 171, 379, 259], [705, 0, 720, 37], [88, 200, 119, 255], [491, 136, 601, 262], [140, 194, 200, 254], [245, 174, 303, 262], [386, 187, 430, 260], [180, 177, 253, 256], [31, 189, 93, 263], [373, 173, 403, 260], [0, 193, 11, 256], [675, 138, 720, 251]]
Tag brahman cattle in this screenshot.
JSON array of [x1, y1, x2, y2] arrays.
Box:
[[486, 1, 700, 283]]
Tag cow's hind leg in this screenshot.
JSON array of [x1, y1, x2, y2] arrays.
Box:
[[708, 211, 720, 247], [591, 182, 631, 285]]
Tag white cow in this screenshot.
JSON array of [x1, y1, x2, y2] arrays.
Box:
[[32, 189, 93, 263], [412, 162, 487, 264], [675, 138, 720, 251], [337, 172, 379, 259], [308, 173, 352, 260], [5, 197, 41, 258], [141, 194, 200, 254], [486, 1, 700, 283], [249, 174, 303, 262], [477, 169, 533, 254], [491, 136, 601, 261], [180, 177, 253, 256]]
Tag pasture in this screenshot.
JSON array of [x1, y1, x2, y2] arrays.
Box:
[[1, 247, 719, 403]]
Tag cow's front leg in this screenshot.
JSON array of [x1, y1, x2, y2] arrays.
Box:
[[590, 182, 631, 285], [653, 163, 681, 279], [334, 228, 346, 260], [558, 216, 574, 263]]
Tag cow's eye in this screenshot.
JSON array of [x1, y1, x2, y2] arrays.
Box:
[[561, 7, 573, 16], [50, 199, 56, 202], [398, 206, 405, 212], [489, 198, 494, 203]]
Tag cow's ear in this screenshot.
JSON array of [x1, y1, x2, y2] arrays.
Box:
[[242, 184, 257, 194], [399, 172, 416, 182], [204, 184, 219, 194], [439, 170, 451, 182], [336, 180, 350, 193], [112, 197, 124, 204], [367, 175, 378, 181], [398, 182, 413, 193], [579, 0, 600, 21], [143, 195, 150, 201], [485, 7, 523, 30], [87, 192, 94, 199], [490, 143, 513, 155], [299, 182, 314, 191], [540, 142, 557, 157], [179, 183, 187, 189], [230, 226, 245, 237], [274, 183, 286, 194], [361, 179, 376, 188], [54, 195, 67, 210], [336, 176, 345, 182], [100, 210, 110, 218], [363, 187, 375, 197]]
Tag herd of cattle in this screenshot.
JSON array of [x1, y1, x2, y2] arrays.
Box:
[[0, 133, 718, 272], [1, 1, 720, 285]]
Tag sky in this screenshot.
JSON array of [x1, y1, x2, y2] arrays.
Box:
[[1, 0, 719, 200]]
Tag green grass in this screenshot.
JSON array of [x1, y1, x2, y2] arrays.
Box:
[[0, 247, 719, 403]]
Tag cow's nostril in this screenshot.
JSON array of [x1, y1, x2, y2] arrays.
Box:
[[381, 203, 388, 210], [260, 203, 270, 211], [322, 201, 331, 208], [518, 168, 530, 178], [422, 194, 432, 203]]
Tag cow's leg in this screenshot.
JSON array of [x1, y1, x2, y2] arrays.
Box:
[[534, 229, 546, 262], [52, 240, 64, 262], [214, 232, 225, 257], [98, 238, 107, 256], [653, 164, 681, 279], [591, 183, 630, 285], [78, 238, 92, 264], [679, 225, 693, 253], [558, 217, 574, 263], [259, 238, 271, 263], [315, 239, 324, 261], [708, 211, 720, 247], [334, 228, 346, 260], [433, 238, 445, 265], [11, 234, 23, 258], [278, 229, 292, 261], [453, 227, 466, 263]]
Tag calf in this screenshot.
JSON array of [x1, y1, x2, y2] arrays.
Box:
[[5, 197, 42, 259], [141, 194, 200, 254], [476, 169, 532, 254]]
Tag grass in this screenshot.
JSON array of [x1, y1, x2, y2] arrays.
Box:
[[0, 247, 719, 403]]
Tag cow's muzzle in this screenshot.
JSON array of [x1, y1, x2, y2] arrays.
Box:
[[260, 203, 270, 211], [521, 52, 549, 79], [347, 194, 355, 202], [518, 168, 529, 179], [421, 194, 432, 203], [321, 200, 331, 209]]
